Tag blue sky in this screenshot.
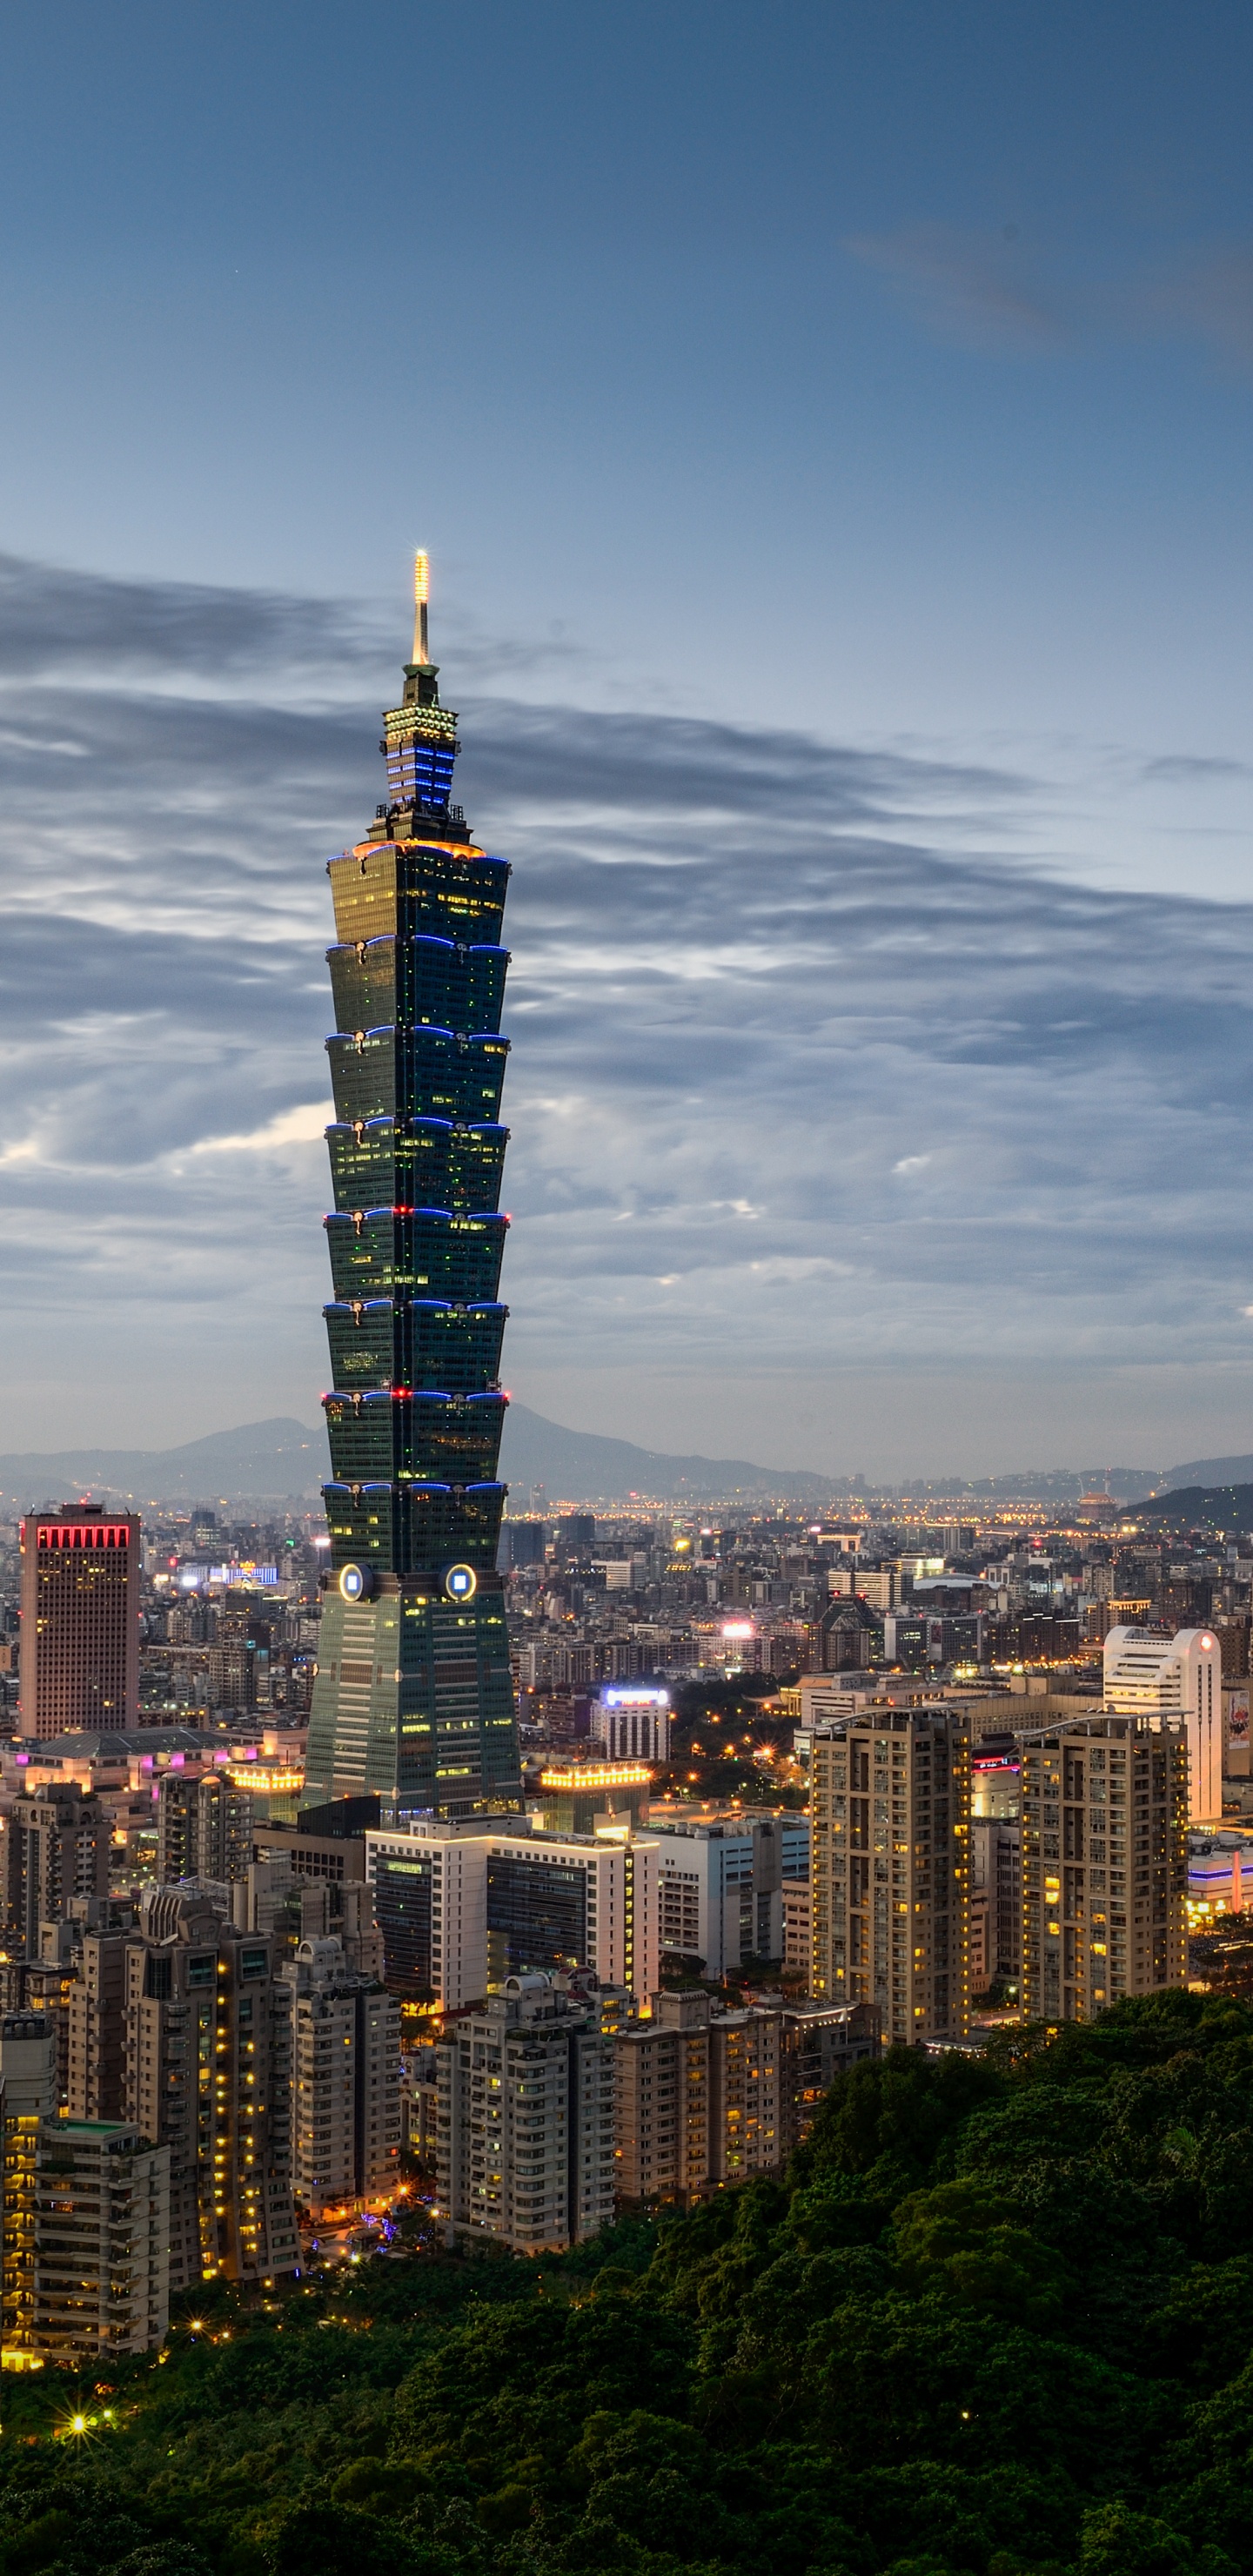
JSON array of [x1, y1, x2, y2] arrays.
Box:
[[2, 2, 1253, 1479]]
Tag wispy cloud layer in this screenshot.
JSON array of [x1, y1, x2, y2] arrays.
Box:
[[848, 224, 1253, 370], [0, 552, 1250, 1463]]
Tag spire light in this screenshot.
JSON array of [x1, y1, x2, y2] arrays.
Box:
[[412, 548, 430, 665]]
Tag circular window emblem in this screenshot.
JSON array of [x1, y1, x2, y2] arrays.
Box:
[[444, 1562, 477, 1602], [338, 1561, 372, 1601]]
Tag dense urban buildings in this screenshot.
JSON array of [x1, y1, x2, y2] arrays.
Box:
[[9, 1204, 1253, 2300], [305, 560, 523, 1824], [19, 1508, 141, 1737]]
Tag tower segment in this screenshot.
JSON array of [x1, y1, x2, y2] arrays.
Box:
[[305, 561, 524, 1821]]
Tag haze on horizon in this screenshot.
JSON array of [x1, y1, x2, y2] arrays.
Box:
[[1, 2, 1252, 1486]]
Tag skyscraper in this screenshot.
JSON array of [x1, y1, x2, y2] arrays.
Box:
[[19, 1507, 141, 1737], [305, 557, 522, 1824]]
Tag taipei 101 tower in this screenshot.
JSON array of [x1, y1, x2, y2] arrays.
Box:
[[304, 556, 524, 1821]]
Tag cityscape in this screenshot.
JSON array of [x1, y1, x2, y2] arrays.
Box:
[[2, 10, 1253, 2576]]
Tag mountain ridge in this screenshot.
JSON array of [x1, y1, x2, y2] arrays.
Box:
[[0, 1409, 1243, 1512]]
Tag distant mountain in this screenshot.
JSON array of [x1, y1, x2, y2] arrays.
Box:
[[1166, 1453, 1253, 1487], [495, 1403, 837, 1505], [1127, 1482, 1253, 1529], [0, 1405, 841, 1515], [0, 1418, 325, 1510], [0, 1400, 1234, 1519]]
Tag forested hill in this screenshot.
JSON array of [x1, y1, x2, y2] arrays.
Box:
[[3, 1995, 1253, 2576]]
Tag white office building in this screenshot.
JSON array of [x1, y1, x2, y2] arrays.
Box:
[[592, 1687, 671, 1762], [1103, 1627, 1222, 1824], [364, 1823, 658, 2013], [364, 1828, 490, 2010]]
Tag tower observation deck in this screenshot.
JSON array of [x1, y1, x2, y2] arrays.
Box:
[[304, 555, 524, 1821]]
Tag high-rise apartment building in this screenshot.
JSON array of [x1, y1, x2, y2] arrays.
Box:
[[970, 1815, 1022, 1994], [68, 1929, 130, 2118], [19, 1508, 141, 1737], [121, 1889, 299, 2289], [4, 1783, 110, 1958], [305, 559, 522, 1825], [613, 1993, 881, 2205], [0, 2008, 170, 2363], [280, 1935, 401, 2216], [809, 1709, 971, 2043], [25, 2120, 170, 2364], [613, 1990, 713, 2204], [435, 1972, 615, 2252], [781, 1880, 812, 1971], [970, 1733, 1022, 1995], [157, 1770, 251, 1884], [1103, 1626, 1222, 1824], [0, 2010, 57, 2355], [1020, 1714, 1188, 2022]]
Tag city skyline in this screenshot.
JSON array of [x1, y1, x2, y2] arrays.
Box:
[[3, 5, 1253, 1477]]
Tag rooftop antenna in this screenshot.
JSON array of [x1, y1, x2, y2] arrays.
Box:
[[412, 548, 430, 666]]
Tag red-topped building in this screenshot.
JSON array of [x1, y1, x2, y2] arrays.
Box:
[[19, 1506, 141, 1738]]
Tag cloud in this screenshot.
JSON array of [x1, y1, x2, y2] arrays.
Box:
[[1142, 242, 1253, 368], [186, 1103, 332, 1159], [0, 551, 1251, 1452], [846, 223, 1065, 351], [848, 223, 1253, 376]]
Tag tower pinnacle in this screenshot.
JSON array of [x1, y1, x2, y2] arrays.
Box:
[[412, 547, 430, 666]]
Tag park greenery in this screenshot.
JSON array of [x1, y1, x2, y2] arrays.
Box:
[[3, 1993, 1253, 2576], [657, 1675, 807, 1809]]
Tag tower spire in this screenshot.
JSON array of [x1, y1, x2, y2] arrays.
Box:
[[412, 547, 430, 666]]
